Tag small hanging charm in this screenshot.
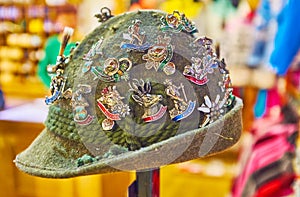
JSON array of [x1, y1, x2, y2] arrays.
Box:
[[71, 84, 94, 125], [160, 11, 198, 34], [97, 86, 130, 131], [95, 7, 114, 23], [142, 35, 175, 75], [164, 79, 196, 121], [120, 20, 151, 51], [91, 57, 132, 82], [45, 27, 74, 105], [129, 79, 167, 122]]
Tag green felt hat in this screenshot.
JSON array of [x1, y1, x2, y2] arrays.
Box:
[[15, 9, 243, 178]]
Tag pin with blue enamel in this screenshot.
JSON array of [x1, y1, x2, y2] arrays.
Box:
[[45, 27, 74, 105], [164, 79, 195, 121], [120, 20, 151, 51]]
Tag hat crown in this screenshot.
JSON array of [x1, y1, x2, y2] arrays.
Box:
[[15, 9, 243, 178], [45, 10, 234, 155]]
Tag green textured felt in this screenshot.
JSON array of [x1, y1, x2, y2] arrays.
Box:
[[15, 10, 243, 178], [15, 98, 242, 178]]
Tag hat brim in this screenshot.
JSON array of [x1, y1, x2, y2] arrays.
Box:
[[15, 98, 243, 178]]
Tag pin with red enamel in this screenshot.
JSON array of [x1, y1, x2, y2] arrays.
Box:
[[129, 79, 167, 122], [71, 84, 94, 125], [97, 86, 130, 130]]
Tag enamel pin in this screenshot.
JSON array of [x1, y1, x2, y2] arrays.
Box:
[[121, 20, 151, 51], [91, 57, 132, 82], [183, 37, 219, 85], [164, 79, 195, 121], [142, 35, 175, 75], [97, 86, 130, 130], [129, 79, 167, 122], [82, 38, 103, 73], [193, 37, 214, 56], [183, 56, 218, 85], [45, 69, 72, 105], [71, 84, 94, 125], [198, 95, 226, 128], [160, 11, 198, 34], [45, 27, 74, 105], [219, 73, 235, 108]]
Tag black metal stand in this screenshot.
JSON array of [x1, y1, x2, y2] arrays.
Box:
[[128, 168, 160, 197]]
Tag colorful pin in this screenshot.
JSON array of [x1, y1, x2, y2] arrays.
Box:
[[71, 84, 94, 125], [45, 27, 74, 105], [97, 86, 130, 130], [82, 38, 103, 73], [120, 20, 151, 51], [90, 57, 132, 82], [142, 35, 175, 75], [183, 56, 218, 85], [160, 11, 198, 34], [164, 79, 195, 121], [129, 79, 167, 122]]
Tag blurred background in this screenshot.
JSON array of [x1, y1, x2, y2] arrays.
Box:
[[0, 0, 299, 196]]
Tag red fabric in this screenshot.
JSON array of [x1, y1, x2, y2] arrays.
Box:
[[254, 173, 295, 197]]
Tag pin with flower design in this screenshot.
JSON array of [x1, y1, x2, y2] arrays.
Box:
[[183, 56, 218, 85], [197, 95, 226, 128], [183, 36, 219, 85], [160, 11, 198, 34], [142, 35, 175, 75], [97, 86, 130, 130], [71, 84, 94, 125], [120, 19, 151, 51]]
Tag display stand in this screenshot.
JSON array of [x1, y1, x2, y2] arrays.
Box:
[[128, 168, 160, 197]]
